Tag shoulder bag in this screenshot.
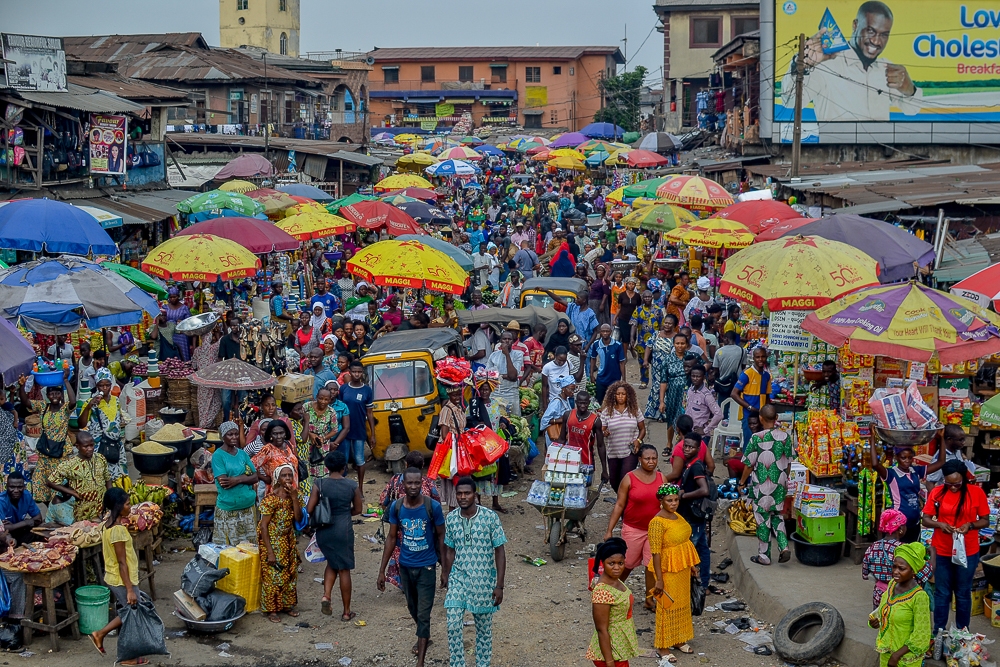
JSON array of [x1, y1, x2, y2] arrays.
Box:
[[681, 462, 718, 521], [310, 478, 334, 529], [35, 406, 66, 459]]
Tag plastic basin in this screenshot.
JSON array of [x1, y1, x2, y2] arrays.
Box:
[[132, 447, 178, 475], [790, 531, 842, 567]]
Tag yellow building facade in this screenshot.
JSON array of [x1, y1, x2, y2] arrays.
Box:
[[219, 0, 300, 57]]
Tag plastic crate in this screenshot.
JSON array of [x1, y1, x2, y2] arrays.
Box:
[[215, 543, 260, 612]]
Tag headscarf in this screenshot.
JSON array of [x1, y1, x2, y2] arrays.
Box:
[[271, 463, 296, 491], [592, 537, 628, 574], [553, 374, 577, 391], [94, 367, 114, 384], [219, 421, 239, 439], [310, 304, 328, 331], [647, 278, 662, 293], [125, 354, 140, 365], [894, 542, 927, 574], [657, 483, 681, 498], [624, 276, 638, 286], [879, 508, 907, 534], [167, 286, 180, 297], [474, 368, 500, 391]]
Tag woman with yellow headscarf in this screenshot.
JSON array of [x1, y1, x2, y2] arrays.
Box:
[[868, 542, 931, 667]]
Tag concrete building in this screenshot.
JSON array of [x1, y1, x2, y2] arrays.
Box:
[[366, 46, 624, 131], [653, 0, 759, 131], [219, 0, 300, 57]]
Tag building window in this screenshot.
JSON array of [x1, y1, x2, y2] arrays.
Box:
[[285, 97, 294, 124], [525, 66, 541, 83], [383, 67, 398, 84], [732, 16, 759, 35], [279, 32, 288, 55], [553, 66, 562, 75], [279, 0, 286, 10], [550, 110, 558, 124], [236, 0, 247, 9], [691, 17, 723, 47], [491, 65, 507, 83], [524, 113, 542, 129], [569, 67, 574, 75], [458, 65, 474, 82], [421, 66, 435, 82]]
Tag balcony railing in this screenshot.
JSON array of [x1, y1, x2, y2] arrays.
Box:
[[304, 50, 369, 62], [371, 79, 513, 91]]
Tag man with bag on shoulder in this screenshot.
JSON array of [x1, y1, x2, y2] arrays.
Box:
[[377, 467, 445, 667], [677, 434, 712, 592]]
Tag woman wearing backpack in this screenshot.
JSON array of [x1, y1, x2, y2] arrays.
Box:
[[307, 451, 362, 620]]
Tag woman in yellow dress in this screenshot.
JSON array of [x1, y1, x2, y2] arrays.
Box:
[[648, 483, 699, 662]]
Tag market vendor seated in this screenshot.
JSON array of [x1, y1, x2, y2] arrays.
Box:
[[108, 354, 140, 387], [0, 472, 41, 545], [46, 430, 112, 522], [807, 360, 841, 411]]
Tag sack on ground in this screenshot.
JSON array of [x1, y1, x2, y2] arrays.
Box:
[[181, 556, 230, 597], [195, 590, 246, 622], [116, 594, 168, 662]]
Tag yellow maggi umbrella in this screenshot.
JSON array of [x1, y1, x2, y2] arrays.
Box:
[[393, 134, 420, 144], [397, 153, 439, 167], [218, 180, 257, 194], [283, 202, 329, 218], [606, 186, 628, 205], [547, 156, 586, 171], [665, 218, 754, 249], [276, 211, 355, 240], [655, 175, 734, 208], [141, 233, 260, 281], [604, 149, 631, 165], [375, 174, 433, 192], [346, 239, 469, 295], [619, 204, 697, 232], [548, 148, 585, 160], [631, 197, 666, 208]]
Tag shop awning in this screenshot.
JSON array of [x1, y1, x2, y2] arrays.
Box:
[[522, 109, 543, 115], [74, 205, 123, 229], [13, 83, 145, 114], [327, 150, 383, 167]]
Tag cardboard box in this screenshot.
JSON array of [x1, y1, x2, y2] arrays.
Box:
[[985, 596, 1000, 627], [796, 484, 841, 518], [544, 444, 582, 474], [274, 373, 314, 404], [953, 583, 986, 616], [939, 377, 970, 399], [173, 589, 207, 621], [796, 513, 845, 544]]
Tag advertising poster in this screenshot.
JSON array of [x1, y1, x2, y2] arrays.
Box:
[[89, 114, 128, 176], [774, 1, 1000, 124], [767, 309, 813, 352], [1, 33, 67, 91]]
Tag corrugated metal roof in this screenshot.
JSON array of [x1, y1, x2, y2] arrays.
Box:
[[63, 33, 209, 60], [835, 201, 911, 215], [656, 0, 758, 9], [13, 83, 145, 113], [934, 238, 991, 283], [328, 150, 382, 167], [66, 73, 189, 101], [369, 46, 625, 64]]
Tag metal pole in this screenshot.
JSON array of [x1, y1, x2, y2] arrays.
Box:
[[791, 33, 805, 179]]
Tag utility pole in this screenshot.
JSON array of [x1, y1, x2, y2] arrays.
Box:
[[622, 24, 628, 64], [263, 53, 270, 163], [791, 33, 805, 178]]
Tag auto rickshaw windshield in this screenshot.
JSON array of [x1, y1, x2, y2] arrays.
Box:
[[367, 359, 435, 400]]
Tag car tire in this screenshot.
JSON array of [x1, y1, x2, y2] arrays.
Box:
[[773, 601, 845, 664]]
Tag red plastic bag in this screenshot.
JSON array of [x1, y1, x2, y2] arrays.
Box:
[[460, 425, 509, 468], [454, 438, 475, 476], [427, 432, 454, 481]]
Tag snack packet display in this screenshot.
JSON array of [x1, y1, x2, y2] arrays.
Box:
[[818, 8, 850, 54]]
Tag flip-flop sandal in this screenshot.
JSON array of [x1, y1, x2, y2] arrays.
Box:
[[717, 558, 733, 570], [675, 644, 693, 654], [287, 609, 300, 617], [662, 654, 677, 663], [123, 659, 150, 666], [707, 585, 725, 596], [89, 633, 106, 655], [754, 646, 773, 656], [321, 599, 332, 616], [341, 611, 357, 622], [711, 572, 729, 583], [267, 613, 282, 623], [412, 639, 433, 655], [750, 555, 771, 566], [778, 549, 791, 563]]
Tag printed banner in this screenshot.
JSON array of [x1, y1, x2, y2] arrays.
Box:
[[774, 1, 1000, 122], [767, 309, 813, 352], [89, 114, 128, 175], [1, 33, 66, 91], [524, 86, 548, 108], [434, 103, 455, 118]]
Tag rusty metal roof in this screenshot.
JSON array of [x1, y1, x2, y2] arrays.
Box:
[[66, 73, 189, 102], [12, 83, 145, 113], [369, 46, 624, 64], [62, 33, 209, 60]]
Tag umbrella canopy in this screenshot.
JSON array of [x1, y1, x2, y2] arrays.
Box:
[[720, 236, 881, 310], [426, 159, 481, 176], [177, 190, 265, 217], [548, 132, 589, 149], [771, 214, 936, 283], [0, 317, 34, 386], [631, 197, 665, 208], [623, 176, 675, 200], [547, 156, 587, 171], [276, 212, 355, 241], [584, 150, 611, 167], [215, 154, 273, 179], [716, 200, 802, 234], [0, 256, 160, 334], [189, 357, 277, 390], [142, 233, 261, 281], [576, 140, 624, 155], [347, 239, 469, 295], [664, 218, 754, 249], [581, 122, 625, 139], [396, 234, 473, 270], [525, 145, 549, 156], [243, 188, 298, 215], [802, 282, 1000, 364], [754, 217, 817, 242], [623, 149, 670, 168], [655, 176, 734, 208], [459, 135, 483, 145], [381, 194, 421, 206], [276, 183, 335, 202], [606, 186, 628, 205], [529, 150, 552, 162], [394, 201, 451, 225], [218, 180, 258, 194], [371, 132, 396, 143], [396, 153, 439, 170], [634, 132, 682, 152], [176, 217, 299, 254], [326, 192, 377, 214], [283, 202, 329, 217], [380, 187, 439, 201], [439, 146, 482, 161], [619, 204, 697, 232], [339, 201, 425, 235], [0, 199, 118, 255], [99, 261, 169, 299], [548, 148, 586, 160], [473, 144, 504, 157], [951, 264, 1000, 310], [374, 174, 433, 192]]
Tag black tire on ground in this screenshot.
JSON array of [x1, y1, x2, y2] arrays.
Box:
[[772, 601, 845, 665], [549, 521, 566, 561]]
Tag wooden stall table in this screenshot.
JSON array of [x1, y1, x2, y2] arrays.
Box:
[[193, 484, 218, 530], [73, 543, 104, 588], [19, 565, 80, 651], [132, 529, 158, 599], [843, 494, 879, 564]]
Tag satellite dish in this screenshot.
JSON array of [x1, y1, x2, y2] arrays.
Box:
[[365, 56, 376, 65]]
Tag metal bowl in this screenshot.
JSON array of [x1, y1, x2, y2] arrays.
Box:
[[177, 312, 220, 337], [874, 424, 943, 447], [611, 260, 639, 270], [653, 258, 686, 270], [172, 610, 246, 634]]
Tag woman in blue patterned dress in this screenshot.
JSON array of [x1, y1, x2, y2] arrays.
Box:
[[646, 328, 690, 447]]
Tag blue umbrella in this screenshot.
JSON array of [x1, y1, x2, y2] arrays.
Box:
[[474, 144, 504, 157], [426, 160, 481, 176], [0, 199, 118, 255], [276, 183, 335, 202], [580, 122, 625, 140], [0, 257, 159, 334], [585, 150, 611, 167], [0, 316, 35, 386]]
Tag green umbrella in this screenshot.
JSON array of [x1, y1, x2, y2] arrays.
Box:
[[0, 260, 7, 269], [326, 192, 377, 215], [100, 262, 169, 299], [176, 190, 265, 216], [623, 176, 674, 200], [396, 234, 474, 271], [622, 131, 641, 144], [982, 393, 1000, 427]]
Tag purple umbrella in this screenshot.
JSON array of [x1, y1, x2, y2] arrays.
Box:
[[0, 316, 35, 386], [215, 154, 274, 179], [548, 132, 589, 148], [776, 214, 935, 283]]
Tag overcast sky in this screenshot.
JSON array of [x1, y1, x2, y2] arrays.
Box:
[[2, 0, 664, 82]]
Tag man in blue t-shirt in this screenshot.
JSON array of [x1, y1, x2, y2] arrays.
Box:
[[588, 323, 626, 405], [310, 279, 340, 318], [378, 468, 445, 667], [339, 361, 374, 491], [0, 472, 41, 545]]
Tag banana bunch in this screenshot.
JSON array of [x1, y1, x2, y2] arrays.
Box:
[[113, 476, 133, 492], [728, 498, 758, 535], [128, 481, 170, 506]]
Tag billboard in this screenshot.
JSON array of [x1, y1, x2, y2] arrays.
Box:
[[774, 1, 1000, 124], [1, 34, 67, 92], [89, 114, 128, 176]]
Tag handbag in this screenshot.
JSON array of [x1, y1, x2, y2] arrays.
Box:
[[308, 442, 325, 467], [139, 144, 161, 167], [296, 457, 309, 483], [460, 425, 509, 468], [309, 480, 334, 529], [35, 408, 66, 459], [426, 431, 452, 480], [690, 577, 706, 616]]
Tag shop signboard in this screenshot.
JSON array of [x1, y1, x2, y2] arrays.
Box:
[[767, 309, 812, 352], [89, 114, 128, 176], [1, 34, 67, 92], [434, 103, 455, 118]]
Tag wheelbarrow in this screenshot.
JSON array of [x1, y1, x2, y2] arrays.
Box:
[[531, 488, 601, 562]]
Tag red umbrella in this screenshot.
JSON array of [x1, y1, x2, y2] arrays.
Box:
[[381, 187, 439, 201], [176, 217, 300, 253], [339, 201, 426, 236], [525, 145, 549, 155], [754, 217, 817, 242], [624, 149, 669, 168], [215, 154, 273, 179], [717, 200, 803, 234]]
